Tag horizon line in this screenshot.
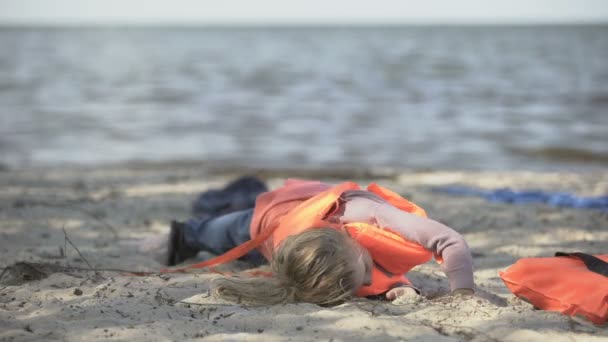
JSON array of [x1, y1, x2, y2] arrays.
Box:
[[1, 19, 607, 28]]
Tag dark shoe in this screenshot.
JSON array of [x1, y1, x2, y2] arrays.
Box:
[[166, 221, 199, 266]]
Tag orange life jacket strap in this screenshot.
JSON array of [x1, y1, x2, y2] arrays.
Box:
[[161, 223, 279, 273], [555, 252, 608, 276]]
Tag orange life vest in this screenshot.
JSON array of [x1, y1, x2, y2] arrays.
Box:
[[262, 180, 433, 296], [172, 180, 435, 297], [500, 253, 608, 325]]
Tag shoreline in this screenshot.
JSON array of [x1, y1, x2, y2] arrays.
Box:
[[4, 157, 608, 176], [1, 162, 606, 341]]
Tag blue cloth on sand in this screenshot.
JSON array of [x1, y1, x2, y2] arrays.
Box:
[[431, 186, 608, 212]]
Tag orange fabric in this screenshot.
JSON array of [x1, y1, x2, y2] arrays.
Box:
[[250, 179, 333, 257], [366, 183, 427, 217], [344, 223, 432, 275], [257, 180, 360, 259], [500, 254, 608, 325]]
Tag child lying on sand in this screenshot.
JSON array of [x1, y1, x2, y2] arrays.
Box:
[[149, 178, 475, 305]]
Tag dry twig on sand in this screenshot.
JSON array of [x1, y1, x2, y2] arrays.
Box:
[[63, 227, 97, 272], [62, 227, 107, 282]]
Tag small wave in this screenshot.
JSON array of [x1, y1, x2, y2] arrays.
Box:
[[509, 146, 608, 164]]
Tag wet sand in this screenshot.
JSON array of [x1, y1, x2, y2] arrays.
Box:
[[1, 161, 607, 341]]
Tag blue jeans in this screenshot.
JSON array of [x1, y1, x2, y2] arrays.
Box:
[[182, 208, 266, 265]]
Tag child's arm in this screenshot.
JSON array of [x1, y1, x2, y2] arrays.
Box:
[[340, 196, 475, 294]]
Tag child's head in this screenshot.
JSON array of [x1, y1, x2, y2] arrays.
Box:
[[212, 227, 372, 305]]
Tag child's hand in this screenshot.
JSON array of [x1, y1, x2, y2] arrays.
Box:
[[386, 286, 418, 300]]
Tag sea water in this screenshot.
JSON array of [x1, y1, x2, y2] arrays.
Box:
[[0, 26, 606, 171]]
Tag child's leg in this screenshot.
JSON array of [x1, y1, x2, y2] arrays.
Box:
[[182, 208, 265, 264]]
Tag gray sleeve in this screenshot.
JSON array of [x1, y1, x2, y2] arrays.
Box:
[[340, 196, 475, 292]]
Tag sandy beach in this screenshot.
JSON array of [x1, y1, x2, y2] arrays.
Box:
[[1, 161, 606, 341]]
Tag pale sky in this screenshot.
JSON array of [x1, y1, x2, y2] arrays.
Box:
[[1, 0, 607, 25]]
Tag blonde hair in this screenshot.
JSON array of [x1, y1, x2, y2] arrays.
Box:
[[211, 227, 360, 305]]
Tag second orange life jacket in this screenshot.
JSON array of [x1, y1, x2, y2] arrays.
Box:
[[500, 252, 608, 325]]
